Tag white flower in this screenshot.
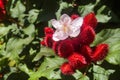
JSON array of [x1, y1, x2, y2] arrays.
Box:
[[51, 14, 83, 41]]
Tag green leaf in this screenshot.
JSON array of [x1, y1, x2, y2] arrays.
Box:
[[92, 28, 120, 65], [10, 0, 26, 18], [78, 0, 119, 23], [93, 65, 115, 80], [78, 3, 95, 16], [6, 71, 29, 80], [96, 5, 111, 23], [73, 70, 89, 80], [27, 9, 39, 23], [23, 24, 35, 36], [29, 57, 65, 80], [4, 24, 35, 62], [92, 29, 120, 46], [78, 0, 100, 16], [106, 41, 120, 65], [0, 24, 16, 38], [56, 2, 72, 19], [18, 63, 33, 75], [33, 46, 55, 61]]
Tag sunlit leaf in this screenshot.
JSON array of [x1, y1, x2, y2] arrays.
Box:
[[27, 9, 39, 23], [33, 46, 55, 61], [10, 0, 26, 18], [0, 24, 16, 38], [29, 57, 65, 80], [56, 2, 72, 19], [5, 24, 35, 62], [93, 65, 115, 80], [78, 0, 119, 23], [73, 70, 89, 80]]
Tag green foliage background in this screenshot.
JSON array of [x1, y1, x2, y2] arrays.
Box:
[[0, 0, 120, 80]]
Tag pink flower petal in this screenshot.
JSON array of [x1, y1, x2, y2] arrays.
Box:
[[70, 28, 80, 37], [53, 30, 69, 41], [71, 17, 83, 29], [60, 14, 71, 25], [51, 19, 62, 29], [70, 17, 83, 37]]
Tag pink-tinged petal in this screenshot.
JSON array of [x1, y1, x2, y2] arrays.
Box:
[[70, 17, 83, 37], [58, 39, 74, 58], [71, 14, 79, 20], [71, 17, 83, 28], [44, 27, 54, 35], [79, 26, 95, 45], [61, 62, 75, 75], [70, 28, 80, 37], [68, 52, 87, 69], [91, 44, 108, 62], [53, 30, 69, 41], [51, 19, 62, 29], [83, 12, 97, 29], [60, 14, 72, 25]]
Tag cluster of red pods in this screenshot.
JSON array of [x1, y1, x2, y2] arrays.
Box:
[[41, 12, 108, 75]]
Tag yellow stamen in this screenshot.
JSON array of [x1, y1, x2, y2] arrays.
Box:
[[63, 26, 68, 32]]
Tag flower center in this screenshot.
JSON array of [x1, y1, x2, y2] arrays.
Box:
[[63, 26, 68, 33]]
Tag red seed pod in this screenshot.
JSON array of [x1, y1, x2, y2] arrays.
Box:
[[79, 26, 95, 45], [0, 0, 6, 9], [83, 12, 97, 29], [71, 14, 79, 20], [44, 34, 54, 48], [58, 39, 74, 58], [60, 62, 75, 75], [40, 40, 46, 46], [52, 41, 61, 54], [44, 27, 54, 35], [70, 37, 81, 52], [41, 34, 54, 48], [0, 0, 6, 20], [68, 52, 87, 69], [41, 27, 54, 47], [91, 44, 108, 62], [80, 45, 92, 63]]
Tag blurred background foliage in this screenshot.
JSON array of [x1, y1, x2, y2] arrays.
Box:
[[0, 0, 120, 80]]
